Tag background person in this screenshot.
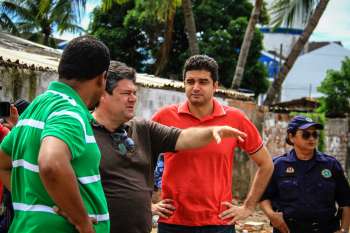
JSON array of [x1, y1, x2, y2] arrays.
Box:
[[152, 55, 273, 233], [260, 115, 350, 233], [0, 99, 30, 233]]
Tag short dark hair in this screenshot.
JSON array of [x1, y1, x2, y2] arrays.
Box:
[[105, 61, 136, 95], [58, 36, 110, 81], [182, 55, 219, 82]]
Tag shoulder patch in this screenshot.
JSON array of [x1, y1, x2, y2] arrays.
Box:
[[321, 169, 332, 178]]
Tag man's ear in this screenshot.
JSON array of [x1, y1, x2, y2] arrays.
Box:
[[214, 81, 219, 91], [94, 71, 106, 89], [97, 71, 107, 87]]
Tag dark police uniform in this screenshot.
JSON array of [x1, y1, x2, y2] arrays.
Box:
[[262, 149, 350, 233]]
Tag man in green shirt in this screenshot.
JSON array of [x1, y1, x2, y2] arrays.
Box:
[[0, 36, 110, 233]]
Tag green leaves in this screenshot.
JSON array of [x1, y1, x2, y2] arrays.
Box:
[[90, 0, 268, 96], [269, 0, 318, 27], [0, 0, 84, 47], [317, 57, 350, 117]]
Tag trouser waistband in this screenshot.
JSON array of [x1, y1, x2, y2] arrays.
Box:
[[285, 217, 339, 233]]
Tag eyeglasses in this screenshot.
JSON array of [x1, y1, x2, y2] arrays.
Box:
[[111, 129, 135, 156], [300, 131, 319, 140]]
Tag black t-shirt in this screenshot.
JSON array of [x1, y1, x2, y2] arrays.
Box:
[[93, 117, 181, 233]]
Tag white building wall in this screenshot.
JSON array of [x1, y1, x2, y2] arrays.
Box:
[[135, 87, 228, 119], [281, 43, 350, 101], [263, 33, 301, 58], [0, 68, 228, 119]]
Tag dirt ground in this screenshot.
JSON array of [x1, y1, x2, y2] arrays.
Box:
[[151, 209, 272, 233]]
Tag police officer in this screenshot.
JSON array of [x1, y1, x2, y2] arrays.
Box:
[[260, 115, 350, 233]]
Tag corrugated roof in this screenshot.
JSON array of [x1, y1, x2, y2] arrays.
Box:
[[0, 32, 60, 71], [0, 32, 253, 100], [136, 73, 253, 100], [269, 97, 319, 113]]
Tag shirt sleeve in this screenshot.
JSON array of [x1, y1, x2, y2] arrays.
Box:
[[333, 160, 350, 207], [154, 156, 164, 189], [147, 121, 181, 156], [41, 112, 86, 160], [237, 114, 263, 155]]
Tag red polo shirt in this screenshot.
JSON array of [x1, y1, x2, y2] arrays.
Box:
[[152, 99, 263, 226], [0, 124, 10, 142]]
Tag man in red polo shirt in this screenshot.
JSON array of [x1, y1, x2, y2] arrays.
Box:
[[152, 55, 273, 233]]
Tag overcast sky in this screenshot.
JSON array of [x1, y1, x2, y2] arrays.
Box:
[[309, 0, 350, 49], [58, 0, 350, 49]]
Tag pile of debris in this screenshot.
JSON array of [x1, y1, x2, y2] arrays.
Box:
[[235, 210, 272, 233]]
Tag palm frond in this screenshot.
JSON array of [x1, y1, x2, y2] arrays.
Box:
[[0, 0, 85, 46], [38, 0, 50, 17], [71, 0, 86, 21], [0, 0, 37, 23], [101, 0, 130, 11], [16, 20, 39, 33], [57, 22, 85, 34], [0, 12, 19, 34], [51, 0, 74, 21], [269, 0, 318, 28]]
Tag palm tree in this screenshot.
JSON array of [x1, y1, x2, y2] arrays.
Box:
[[263, 0, 330, 105], [231, 0, 263, 89], [149, 0, 178, 76], [0, 0, 84, 47], [182, 0, 199, 55], [102, 0, 199, 75]]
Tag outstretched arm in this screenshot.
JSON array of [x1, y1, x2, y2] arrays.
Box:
[[175, 126, 247, 151]]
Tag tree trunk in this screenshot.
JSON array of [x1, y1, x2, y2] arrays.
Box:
[[231, 0, 263, 89], [154, 10, 175, 76], [43, 32, 50, 46], [182, 0, 199, 55], [263, 0, 330, 105]]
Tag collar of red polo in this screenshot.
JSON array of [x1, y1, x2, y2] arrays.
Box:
[[177, 98, 226, 119]]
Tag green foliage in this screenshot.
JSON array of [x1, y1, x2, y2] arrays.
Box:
[[199, 17, 269, 96], [101, 0, 130, 12], [164, 1, 270, 96], [89, 2, 148, 71], [0, 0, 84, 47], [317, 57, 350, 118], [290, 112, 326, 152], [90, 0, 269, 96], [269, 0, 317, 27], [126, 0, 180, 23]]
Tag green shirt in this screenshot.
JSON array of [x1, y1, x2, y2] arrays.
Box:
[[0, 81, 109, 233]]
